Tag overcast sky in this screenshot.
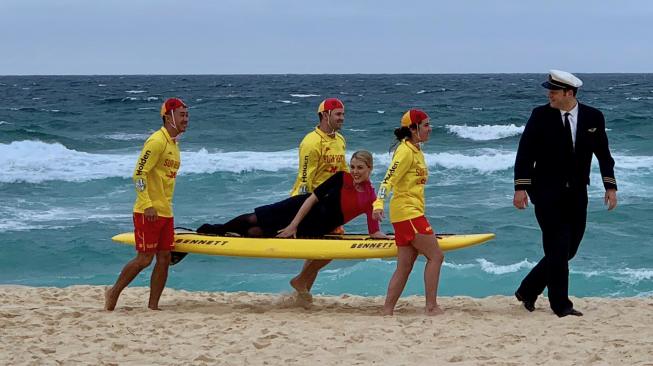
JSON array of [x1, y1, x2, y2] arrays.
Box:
[[2, 0, 652, 75]]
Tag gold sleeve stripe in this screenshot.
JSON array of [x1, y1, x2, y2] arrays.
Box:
[[602, 177, 617, 184], [514, 179, 532, 184]]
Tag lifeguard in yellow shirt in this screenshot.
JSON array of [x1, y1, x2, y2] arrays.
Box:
[[289, 98, 348, 301], [373, 109, 444, 316], [105, 97, 189, 311], [290, 98, 348, 196]]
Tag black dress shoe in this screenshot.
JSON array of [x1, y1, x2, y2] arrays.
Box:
[[556, 308, 583, 317], [515, 291, 535, 312]]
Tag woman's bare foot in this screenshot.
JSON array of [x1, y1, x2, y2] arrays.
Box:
[[148, 306, 162, 311], [104, 287, 117, 311], [382, 308, 394, 316], [425, 305, 444, 316]]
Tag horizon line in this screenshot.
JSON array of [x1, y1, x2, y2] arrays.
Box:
[[2, 71, 653, 77]]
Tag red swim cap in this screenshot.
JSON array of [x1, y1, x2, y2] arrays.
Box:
[[400, 109, 429, 127], [317, 98, 344, 113], [160, 98, 187, 117]]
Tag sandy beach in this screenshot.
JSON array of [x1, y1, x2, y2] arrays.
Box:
[[1, 285, 651, 365]]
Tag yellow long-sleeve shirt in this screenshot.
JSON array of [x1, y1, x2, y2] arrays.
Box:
[[132, 127, 180, 217], [290, 127, 348, 196], [373, 140, 428, 223]]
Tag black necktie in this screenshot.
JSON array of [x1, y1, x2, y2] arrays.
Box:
[[563, 112, 575, 187], [564, 112, 574, 153]]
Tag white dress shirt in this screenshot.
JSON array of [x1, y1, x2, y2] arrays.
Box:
[[560, 103, 579, 147]]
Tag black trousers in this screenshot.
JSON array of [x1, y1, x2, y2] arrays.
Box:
[[517, 186, 588, 314]]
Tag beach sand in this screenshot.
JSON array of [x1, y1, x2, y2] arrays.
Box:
[[1, 286, 651, 365]]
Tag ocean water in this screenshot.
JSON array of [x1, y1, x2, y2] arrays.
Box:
[[1, 74, 652, 298]]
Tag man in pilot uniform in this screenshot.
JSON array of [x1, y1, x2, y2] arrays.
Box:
[[513, 70, 618, 317]]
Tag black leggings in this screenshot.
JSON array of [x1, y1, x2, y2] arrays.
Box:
[[197, 213, 265, 237]]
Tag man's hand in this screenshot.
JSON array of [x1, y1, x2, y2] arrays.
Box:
[[372, 209, 384, 221], [513, 190, 529, 210], [605, 189, 617, 211], [144, 207, 158, 222]]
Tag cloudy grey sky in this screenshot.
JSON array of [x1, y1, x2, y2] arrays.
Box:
[[1, 0, 651, 75]]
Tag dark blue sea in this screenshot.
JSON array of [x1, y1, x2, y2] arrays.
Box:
[[1, 74, 651, 298]]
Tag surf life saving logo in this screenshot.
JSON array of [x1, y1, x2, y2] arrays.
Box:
[[135, 178, 146, 192], [415, 167, 428, 185], [164, 158, 180, 179]]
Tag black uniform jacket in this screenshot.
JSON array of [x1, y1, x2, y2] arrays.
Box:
[[514, 103, 617, 201]]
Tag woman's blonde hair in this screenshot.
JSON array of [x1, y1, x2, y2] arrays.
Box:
[[351, 150, 373, 169]]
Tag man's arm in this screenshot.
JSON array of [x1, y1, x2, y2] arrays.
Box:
[[133, 138, 164, 220], [593, 110, 618, 210], [513, 111, 538, 209], [291, 139, 320, 196]]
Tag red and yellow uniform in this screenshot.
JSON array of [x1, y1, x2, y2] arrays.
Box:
[[132, 126, 181, 253], [373, 139, 428, 223], [133, 127, 181, 217], [290, 127, 348, 196]]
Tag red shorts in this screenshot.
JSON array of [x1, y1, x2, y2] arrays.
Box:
[[392, 216, 434, 246], [133, 213, 175, 253]]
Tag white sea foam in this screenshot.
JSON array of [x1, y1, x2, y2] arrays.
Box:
[[476, 258, 535, 274], [427, 150, 516, 173], [394, 82, 409, 86], [181, 148, 297, 174], [126, 90, 147, 94], [417, 88, 446, 94], [612, 268, 653, 285], [98, 84, 107, 87], [2, 141, 651, 184], [122, 97, 138, 101], [569, 267, 653, 285], [446, 124, 525, 141], [373, 148, 516, 173], [615, 155, 653, 170], [104, 133, 151, 141], [278, 100, 299, 104], [290, 93, 320, 98], [0, 204, 130, 232], [345, 128, 368, 132], [377, 110, 385, 114], [443, 262, 476, 270], [146, 97, 159, 101], [1, 141, 135, 183], [0, 121, 8, 125], [0, 141, 300, 183]]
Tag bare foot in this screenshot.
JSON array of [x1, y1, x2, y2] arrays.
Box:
[[148, 306, 162, 311], [290, 277, 313, 303], [104, 287, 117, 311], [382, 308, 394, 316], [425, 305, 444, 316]]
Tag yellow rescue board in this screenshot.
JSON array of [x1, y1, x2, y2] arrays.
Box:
[[112, 232, 495, 260]]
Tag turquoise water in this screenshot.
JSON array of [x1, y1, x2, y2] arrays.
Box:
[[1, 74, 651, 297]]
